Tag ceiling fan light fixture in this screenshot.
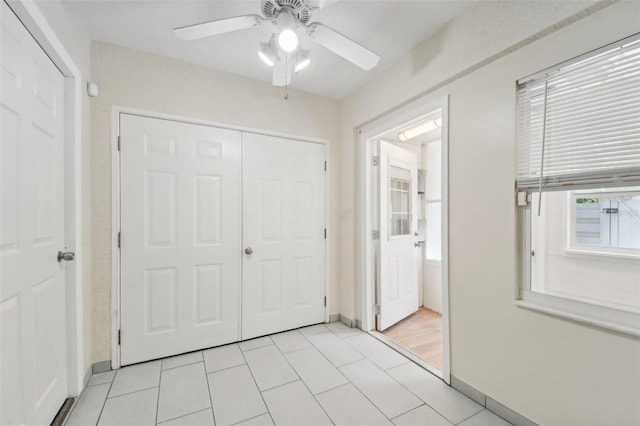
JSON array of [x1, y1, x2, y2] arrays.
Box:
[[294, 50, 310, 72], [278, 28, 299, 53], [258, 37, 279, 66], [258, 49, 274, 66]]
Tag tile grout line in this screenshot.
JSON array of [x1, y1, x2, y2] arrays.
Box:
[[238, 337, 275, 353], [337, 361, 411, 422], [228, 411, 269, 426], [106, 385, 159, 400], [271, 334, 336, 426], [86, 371, 117, 388], [303, 328, 366, 369], [238, 345, 272, 424], [383, 363, 463, 424], [335, 336, 436, 421], [259, 378, 300, 393], [271, 332, 313, 355], [301, 325, 394, 424], [345, 333, 461, 423], [156, 407, 212, 425], [389, 403, 429, 422], [94, 370, 117, 425], [205, 361, 247, 376], [288, 330, 353, 390], [154, 371, 161, 425], [454, 408, 486, 425], [161, 357, 204, 372], [154, 362, 214, 425], [203, 358, 220, 426], [313, 381, 352, 397]]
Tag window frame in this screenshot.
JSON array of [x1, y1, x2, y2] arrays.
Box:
[[515, 32, 640, 336]]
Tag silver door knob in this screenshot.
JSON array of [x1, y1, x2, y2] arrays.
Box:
[[414, 241, 424, 248], [57, 251, 75, 262], [244, 247, 253, 255]]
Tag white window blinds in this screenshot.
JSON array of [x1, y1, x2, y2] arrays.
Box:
[[516, 33, 640, 190]]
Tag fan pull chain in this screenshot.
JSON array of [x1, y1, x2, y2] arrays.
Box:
[[284, 55, 289, 100]]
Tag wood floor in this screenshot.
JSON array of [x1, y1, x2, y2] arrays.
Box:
[[381, 307, 443, 369]]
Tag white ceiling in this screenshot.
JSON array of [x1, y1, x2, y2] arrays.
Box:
[[61, 0, 475, 99]]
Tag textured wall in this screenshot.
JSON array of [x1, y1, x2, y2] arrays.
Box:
[[338, 1, 640, 424], [90, 42, 339, 363]]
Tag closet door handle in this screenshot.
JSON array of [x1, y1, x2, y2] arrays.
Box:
[[244, 247, 253, 255]]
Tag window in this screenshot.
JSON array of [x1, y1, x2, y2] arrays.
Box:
[[516, 33, 640, 335], [425, 140, 442, 261], [571, 188, 640, 253], [389, 166, 412, 236]]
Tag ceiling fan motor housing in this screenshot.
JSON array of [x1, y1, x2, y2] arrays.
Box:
[[261, 0, 313, 24]]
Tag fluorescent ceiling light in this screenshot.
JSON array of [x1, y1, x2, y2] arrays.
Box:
[[278, 29, 299, 53], [398, 116, 442, 141]]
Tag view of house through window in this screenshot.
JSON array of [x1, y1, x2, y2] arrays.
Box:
[[572, 189, 640, 251]]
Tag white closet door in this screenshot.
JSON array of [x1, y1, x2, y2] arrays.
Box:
[[120, 114, 242, 366], [242, 133, 326, 339], [1, 3, 67, 424]]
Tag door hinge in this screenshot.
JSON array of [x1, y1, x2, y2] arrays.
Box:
[[117, 136, 121, 151], [373, 304, 381, 315], [324, 296, 327, 307], [371, 230, 379, 240], [117, 329, 121, 345], [371, 156, 379, 166], [324, 228, 327, 239], [324, 161, 327, 171], [118, 232, 121, 248]]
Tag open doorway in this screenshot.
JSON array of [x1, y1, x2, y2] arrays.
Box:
[[360, 96, 449, 382]]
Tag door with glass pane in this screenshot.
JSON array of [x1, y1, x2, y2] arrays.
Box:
[[377, 141, 419, 330]]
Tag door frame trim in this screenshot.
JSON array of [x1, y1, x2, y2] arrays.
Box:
[[111, 107, 330, 369], [5, 0, 85, 395], [358, 95, 451, 384]]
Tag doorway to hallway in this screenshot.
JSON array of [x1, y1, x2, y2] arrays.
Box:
[[360, 96, 450, 381]]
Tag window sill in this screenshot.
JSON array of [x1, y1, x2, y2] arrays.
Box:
[[516, 290, 640, 337], [564, 248, 640, 261]]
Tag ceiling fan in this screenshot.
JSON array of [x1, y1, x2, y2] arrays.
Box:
[[173, 0, 381, 87]]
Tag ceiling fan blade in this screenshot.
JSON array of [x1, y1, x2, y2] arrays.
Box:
[[309, 0, 341, 9], [174, 15, 263, 41], [272, 58, 293, 87], [307, 23, 380, 71]]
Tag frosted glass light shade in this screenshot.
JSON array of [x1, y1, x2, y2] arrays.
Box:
[[278, 29, 299, 53]]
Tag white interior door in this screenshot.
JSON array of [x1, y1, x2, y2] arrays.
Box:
[[120, 114, 242, 365], [377, 140, 419, 331], [242, 133, 326, 339], [1, 3, 68, 424]]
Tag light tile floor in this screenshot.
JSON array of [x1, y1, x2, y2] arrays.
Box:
[[66, 323, 512, 426]]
